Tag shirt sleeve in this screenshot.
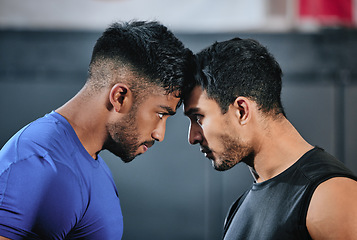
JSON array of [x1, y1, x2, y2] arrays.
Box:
[[0, 154, 83, 240]]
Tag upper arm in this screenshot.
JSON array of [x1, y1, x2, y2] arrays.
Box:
[[306, 177, 357, 240], [0, 154, 82, 239]]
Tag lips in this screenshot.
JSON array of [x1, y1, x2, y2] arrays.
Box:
[[141, 141, 155, 153], [200, 145, 211, 154], [200, 146, 214, 159], [143, 141, 155, 149]]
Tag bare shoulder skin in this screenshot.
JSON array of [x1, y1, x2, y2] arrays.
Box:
[[307, 177, 357, 240]]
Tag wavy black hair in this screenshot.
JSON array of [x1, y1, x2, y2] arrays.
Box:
[[192, 37, 285, 116]]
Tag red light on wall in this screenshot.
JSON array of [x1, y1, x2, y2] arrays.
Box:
[[299, 0, 354, 27]]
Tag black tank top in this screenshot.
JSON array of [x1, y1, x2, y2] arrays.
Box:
[[223, 147, 357, 240]]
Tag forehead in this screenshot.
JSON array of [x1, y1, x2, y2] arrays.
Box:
[[183, 86, 221, 114], [140, 90, 180, 111]]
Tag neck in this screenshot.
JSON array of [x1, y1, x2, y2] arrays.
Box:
[[56, 88, 109, 159], [251, 117, 313, 182]]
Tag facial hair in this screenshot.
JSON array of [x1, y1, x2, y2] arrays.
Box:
[[213, 134, 254, 171], [104, 111, 140, 163]]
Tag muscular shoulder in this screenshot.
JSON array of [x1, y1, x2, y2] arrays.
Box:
[[307, 177, 357, 240], [0, 117, 75, 171], [0, 154, 84, 239]]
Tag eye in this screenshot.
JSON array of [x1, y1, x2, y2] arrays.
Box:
[[158, 113, 164, 119], [193, 114, 203, 126]]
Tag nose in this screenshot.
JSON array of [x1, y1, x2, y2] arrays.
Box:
[[188, 122, 202, 145], [151, 121, 166, 142]]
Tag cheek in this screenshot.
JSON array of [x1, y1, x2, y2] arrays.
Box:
[[202, 117, 223, 136], [204, 119, 233, 146], [202, 123, 221, 145], [136, 112, 159, 133]]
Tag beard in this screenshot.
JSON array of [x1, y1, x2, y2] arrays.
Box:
[[212, 134, 254, 171], [103, 111, 141, 163]]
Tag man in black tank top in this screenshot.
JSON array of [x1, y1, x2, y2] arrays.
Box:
[[183, 38, 357, 239]]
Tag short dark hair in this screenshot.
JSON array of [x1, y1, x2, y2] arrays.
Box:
[[192, 37, 285, 116], [88, 21, 194, 100]]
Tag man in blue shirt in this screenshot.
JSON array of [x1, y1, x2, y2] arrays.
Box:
[[0, 21, 193, 239]]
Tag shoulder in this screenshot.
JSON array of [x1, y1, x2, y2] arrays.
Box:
[[307, 177, 357, 240], [300, 148, 352, 175], [0, 154, 84, 238], [2, 153, 83, 201], [1, 113, 75, 167], [19, 114, 68, 147]]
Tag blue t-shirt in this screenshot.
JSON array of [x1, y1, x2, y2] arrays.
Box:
[[0, 111, 123, 239]]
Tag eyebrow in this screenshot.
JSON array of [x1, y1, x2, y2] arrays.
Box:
[[160, 106, 176, 116], [184, 107, 199, 116]]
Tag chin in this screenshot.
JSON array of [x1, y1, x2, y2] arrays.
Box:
[[109, 150, 137, 163], [211, 160, 226, 171], [213, 158, 237, 171], [119, 155, 136, 163], [213, 164, 231, 172]]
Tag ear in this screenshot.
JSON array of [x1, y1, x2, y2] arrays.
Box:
[[231, 96, 251, 125], [109, 83, 133, 113]]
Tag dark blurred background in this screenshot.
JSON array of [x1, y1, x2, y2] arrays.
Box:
[[1, 0, 356, 239]]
